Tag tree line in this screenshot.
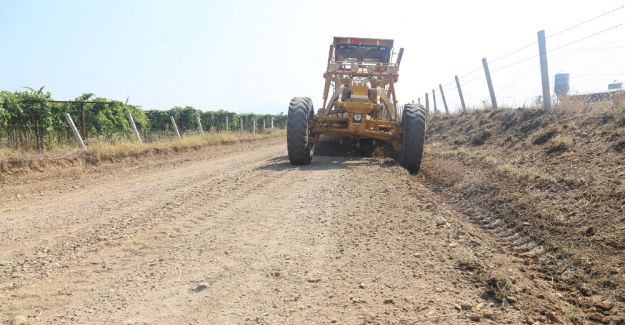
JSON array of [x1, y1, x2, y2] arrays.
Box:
[[0, 87, 286, 150]]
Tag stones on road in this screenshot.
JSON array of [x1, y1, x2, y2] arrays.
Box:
[[193, 282, 209, 292]]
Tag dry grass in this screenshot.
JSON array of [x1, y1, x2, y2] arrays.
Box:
[[556, 93, 625, 114], [87, 131, 284, 162], [426, 105, 625, 323], [531, 127, 560, 145], [454, 249, 517, 307], [0, 130, 285, 175], [0, 146, 84, 164]]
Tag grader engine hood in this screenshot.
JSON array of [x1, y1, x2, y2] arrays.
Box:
[[337, 82, 376, 114]]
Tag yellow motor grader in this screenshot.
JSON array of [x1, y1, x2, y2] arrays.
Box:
[[287, 36, 426, 174]]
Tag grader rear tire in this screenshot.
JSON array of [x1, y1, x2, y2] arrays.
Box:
[[399, 103, 426, 174], [287, 97, 315, 165]]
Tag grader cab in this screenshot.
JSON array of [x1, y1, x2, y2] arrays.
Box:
[[287, 37, 426, 174]]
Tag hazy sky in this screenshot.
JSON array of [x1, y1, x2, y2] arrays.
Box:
[[1, 0, 624, 113]]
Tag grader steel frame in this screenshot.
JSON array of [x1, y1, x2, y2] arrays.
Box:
[[287, 36, 426, 174], [316, 37, 402, 143]]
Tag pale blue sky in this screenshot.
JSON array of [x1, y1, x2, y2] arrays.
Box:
[[2, 0, 624, 113]]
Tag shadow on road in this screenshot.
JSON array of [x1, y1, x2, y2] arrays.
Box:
[[257, 155, 396, 172]]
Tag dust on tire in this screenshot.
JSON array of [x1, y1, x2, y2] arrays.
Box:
[[399, 103, 426, 174], [287, 97, 314, 165]]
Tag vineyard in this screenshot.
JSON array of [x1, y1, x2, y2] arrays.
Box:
[[0, 87, 287, 150]]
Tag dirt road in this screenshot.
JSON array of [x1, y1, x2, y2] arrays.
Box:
[[1, 138, 558, 324]]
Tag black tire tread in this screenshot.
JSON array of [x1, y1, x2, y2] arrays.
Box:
[[287, 97, 314, 165], [399, 103, 426, 174]]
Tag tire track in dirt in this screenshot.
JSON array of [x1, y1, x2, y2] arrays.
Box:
[[47, 156, 286, 323], [0, 140, 282, 243], [2, 152, 312, 323], [0, 145, 284, 292], [129, 158, 320, 324], [422, 159, 546, 258], [421, 148, 623, 324]]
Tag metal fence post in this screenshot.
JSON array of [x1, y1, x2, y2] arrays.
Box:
[[455, 75, 467, 112], [170, 116, 181, 139], [128, 112, 143, 144], [64, 112, 87, 150], [439, 84, 449, 114], [197, 116, 204, 135], [538, 30, 552, 112], [482, 58, 498, 109]]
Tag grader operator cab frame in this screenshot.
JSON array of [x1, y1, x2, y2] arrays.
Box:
[[287, 37, 426, 174]]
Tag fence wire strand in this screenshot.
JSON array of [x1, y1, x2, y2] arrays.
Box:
[[426, 4, 625, 112]]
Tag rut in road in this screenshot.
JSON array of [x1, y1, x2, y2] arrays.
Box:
[[2, 139, 534, 324]]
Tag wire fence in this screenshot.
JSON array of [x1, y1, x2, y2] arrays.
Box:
[[0, 115, 286, 151], [424, 4, 625, 113], [0, 91, 287, 151]]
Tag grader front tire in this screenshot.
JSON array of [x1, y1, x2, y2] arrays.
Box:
[[287, 97, 315, 165], [399, 104, 426, 174]]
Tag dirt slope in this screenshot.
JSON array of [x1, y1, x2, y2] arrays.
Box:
[[425, 107, 625, 324]]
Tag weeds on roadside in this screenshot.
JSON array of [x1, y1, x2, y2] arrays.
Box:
[[1, 130, 285, 170]]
